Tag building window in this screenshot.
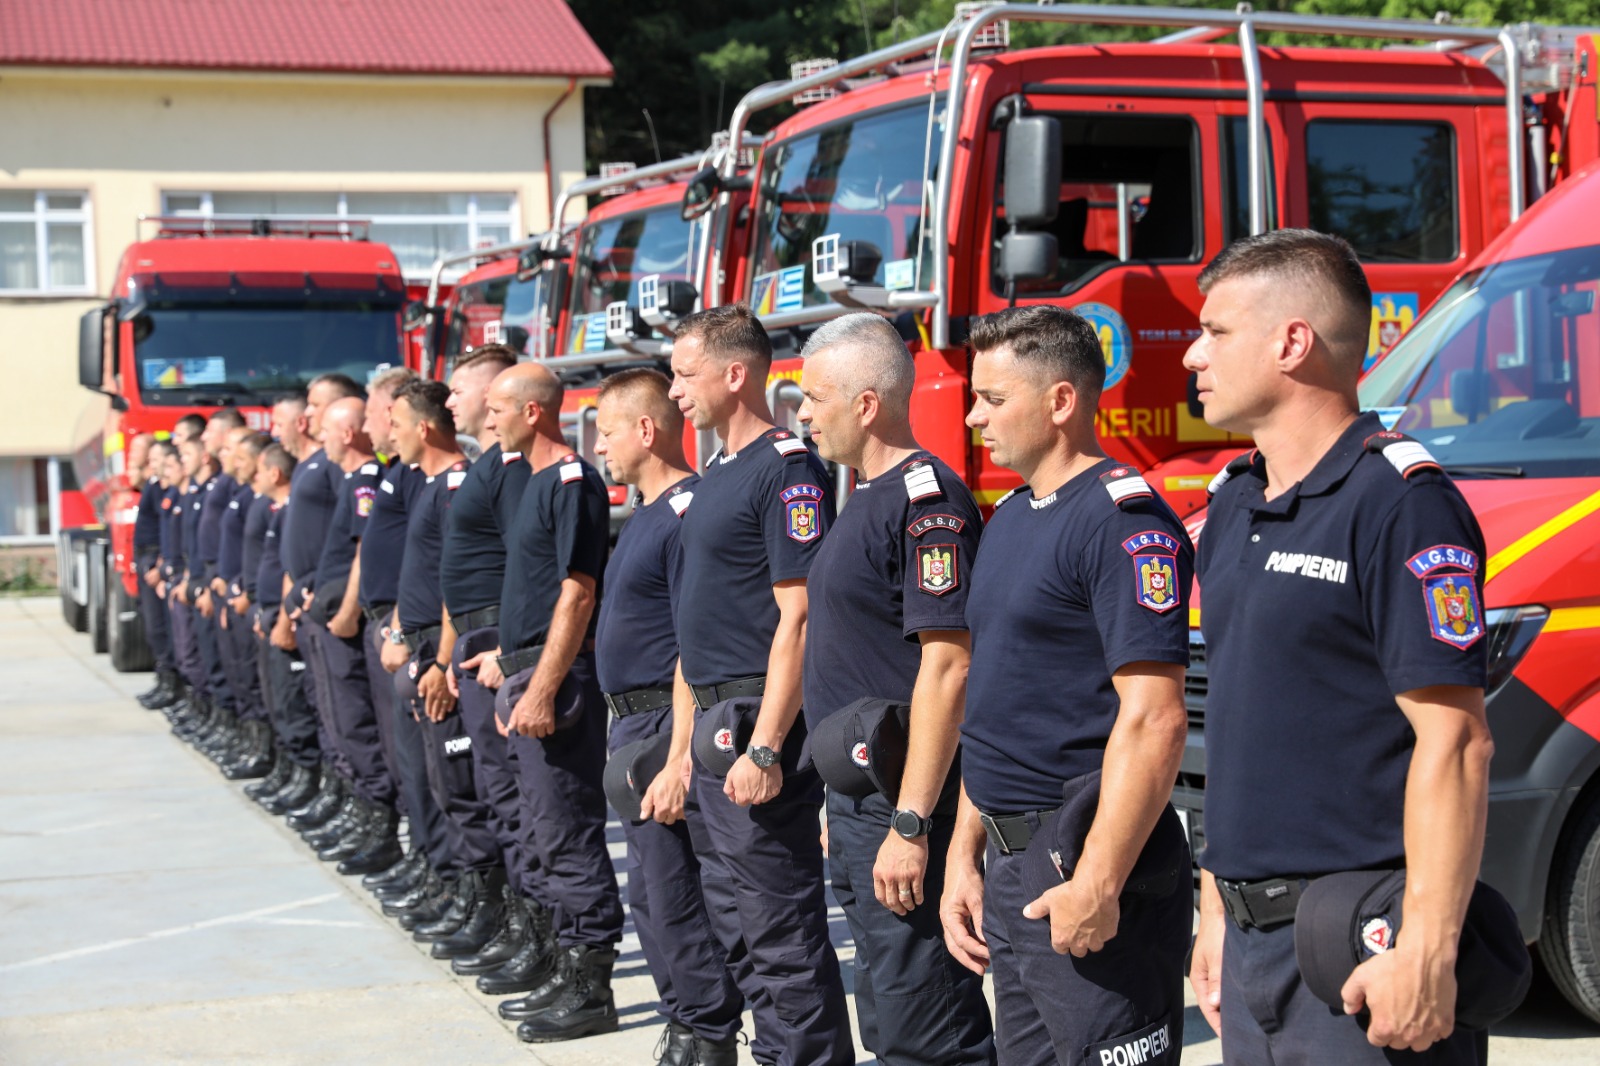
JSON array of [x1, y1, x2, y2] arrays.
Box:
[[161, 191, 518, 280], [0, 190, 94, 295]]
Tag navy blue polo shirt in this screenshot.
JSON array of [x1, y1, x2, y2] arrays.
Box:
[[256, 501, 288, 610], [181, 476, 205, 577], [803, 452, 983, 731], [133, 476, 163, 554], [313, 459, 383, 605], [962, 459, 1194, 813], [1197, 412, 1488, 882], [160, 484, 182, 572], [498, 453, 609, 652], [441, 443, 531, 617], [197, 473, 234, 578], [359, 458, 422, 609], [282, 448, 340, 587], [397, 459, 470, 632], [596, 476, 697, 694], [217, 481, 253, 585], [240, 493, 272, 599], [676, 428, 835, 686]]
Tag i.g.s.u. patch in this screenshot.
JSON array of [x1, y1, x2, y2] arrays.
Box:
[[915, 543, 958, 595], [354, 485, 377, 517], [781, 483, 823, 543], [1123, 531, 1181, 614], [907, 513, 965, 538], [1407, 544, 1483, 649]]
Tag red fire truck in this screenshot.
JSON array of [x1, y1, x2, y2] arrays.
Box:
[[1178, 155, 1600, 1021], [64, 216, 415, 670], [671, 5, 1595, 515]]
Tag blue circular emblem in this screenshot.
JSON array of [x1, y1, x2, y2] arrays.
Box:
[[1072, 302, 1133, 391]]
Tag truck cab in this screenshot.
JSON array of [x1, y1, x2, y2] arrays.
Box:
[[1177, 157, 1600, 1023]]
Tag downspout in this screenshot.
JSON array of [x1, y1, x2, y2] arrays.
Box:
[[542, 77, 579, 227]]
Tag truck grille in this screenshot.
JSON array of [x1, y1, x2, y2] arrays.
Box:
[[1184, 631, 1207, 729]]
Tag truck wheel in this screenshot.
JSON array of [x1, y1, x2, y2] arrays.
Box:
[[61, 537, 88, 633], [107, 557, 153, 673], [86, 540, 108, 654], [1539, 791, 1600, 1024]]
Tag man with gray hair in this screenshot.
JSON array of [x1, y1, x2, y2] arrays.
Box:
[[797, 313, 995, 1064]]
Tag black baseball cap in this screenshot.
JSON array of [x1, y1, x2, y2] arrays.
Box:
[[807, 697, 911, 802], [1294, 869, 1531, 1031], [1019, 769, 1188, 905], [690, 697, 761, 778], [603, 730, 673, 823], [494, 666, 585, 732]]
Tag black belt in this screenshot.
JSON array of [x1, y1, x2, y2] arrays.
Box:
[[363, 602, 395, 626], [603, 684, 674, 718], [690, 675, 766, 710], [453, 604, 500, 634], [978, 807, 1058, 855], [402, 624, 443, 654], [1216, 876, 1309, 931], [498, 639, 595, 678]]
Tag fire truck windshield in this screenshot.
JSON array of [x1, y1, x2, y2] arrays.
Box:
[[443, 271, 542, 371], [1358, 243, 1600, 479], [566, 206, 693, 353], [751, 100, 937, 308], [132, 300, 402, 406]]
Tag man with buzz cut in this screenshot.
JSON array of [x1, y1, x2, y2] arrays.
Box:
[[666, 303, 854, 1066], [797, 312, 995, 1065]]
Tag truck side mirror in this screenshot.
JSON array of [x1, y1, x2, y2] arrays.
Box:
[[504, 325, 531, 354], [1003, 116, 1061, 228], [682, 165, 721, 222], [541, 261, 570, 346], [78, 303, 113, 391], [401, 300, 432, 331], [998, 232, 1059, 284]]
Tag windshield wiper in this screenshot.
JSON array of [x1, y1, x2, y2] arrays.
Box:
[[1443, 464, 1525, 478]]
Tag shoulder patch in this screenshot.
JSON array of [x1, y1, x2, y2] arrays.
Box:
[[360, 462, 380, 475], [1364, 431, 1441, 479], [559, 461, 584, 484], [1100, 466, 1154, 507], [781, 484, 823, 542], [908, 513, 966, 537], [773, 436, 807, 457], [915, 543, 959, 595], [902, 460, 942, 502], [1207, 451, 1257, 498], [667, 490, 693, 516], [992, 486, 1023, 509]]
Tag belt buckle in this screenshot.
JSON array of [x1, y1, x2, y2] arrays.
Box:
[[602, 692, 621, 716], [977, 813, 1010, 856], [1218, 879, 1253, 930]]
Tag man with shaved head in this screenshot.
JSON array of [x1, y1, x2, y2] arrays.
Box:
[[1187, 230, 1493, 1064], [463, 359, 623, 1043], [797, 313, 994, 1064]]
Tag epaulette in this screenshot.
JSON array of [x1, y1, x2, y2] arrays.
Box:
[[359, 462, 380, 475], [1206, 451, 1257, 498], [991, 486, 1023, 509], [558, 454, 584, 483], [1099, 465, 1154, 508], [902, 458, 942, 502], [502, 450, 523, 465], [667, 487, 694, 516], [772, 431, 808, 459], [446, 460, 469, 490], [1364, 431, 1441, 479]]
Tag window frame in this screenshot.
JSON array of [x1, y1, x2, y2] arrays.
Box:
[[1302, 117, 1460, 264], [0, 190, 96, 297]]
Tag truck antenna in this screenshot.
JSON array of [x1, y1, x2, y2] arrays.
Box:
[[642, 109, 663, 164]]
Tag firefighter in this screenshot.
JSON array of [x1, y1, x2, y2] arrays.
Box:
[[214, 427, 273, 780], [464, 362, 623, 1043], [1185, 230, 1495, 1064], [666, 304, 854, 1066], [133, 437, 180, 710], [171, 434, 226, 745], [430, 347, 544, 970], [187, 408, 245, 761], [591, 368, 745, 1066], [795, 313, 996, 1066], [941, 305, 1193, 1066], [382, 380, 502, 939]]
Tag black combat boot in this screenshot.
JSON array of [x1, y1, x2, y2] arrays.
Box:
[[170, 693, 213, 740], [337, 805, 403, 876], [244, 747, 291, 798], [397, 875, 458, 932], [285, 772, 344, 831], [373, 852, 431, 902], [476, 900, 556, 995], [316, 798, 376, 861], [514, 945, 619, 1043], [451, 887, 529, 975], [222, 720, 274, 780], [362, 846, 420, 891], [261, 761, 319, 814], [413, 868, 483, 941], [497, 927, 575, 1020], [194, 704, 240, 755], [137, 669, 179, 709], [306, 794, 366, 850], [381, 866, 443, 918], [430, 868, 508, 958], [656, 1022, 696, 1066]]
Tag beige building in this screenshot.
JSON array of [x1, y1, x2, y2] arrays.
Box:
[[0, 0, 609, 543]]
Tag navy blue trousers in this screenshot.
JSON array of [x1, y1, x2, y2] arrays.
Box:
[[262, 633, 320, 768], [1221, 918, 1488, 1065], [505, 651, 622, 948], [611, 707, 744, 1042], [827, 790, 995, 1065], [135, 554, 174, 672], [692, 732, 854, 1066], [168, 593, 205, 697], [219, 603, 265, 720], [371, 627, 448, 865], [313, 614, 393, 806], [982, 834, 1189, 1066], [298, 618, 355, 783], [404, 644, 499, 877], [195, 603, 234, 713]]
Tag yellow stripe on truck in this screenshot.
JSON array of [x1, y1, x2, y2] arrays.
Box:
[[1544, 607, 1600, 634], [1485, 488, 1600, 584]]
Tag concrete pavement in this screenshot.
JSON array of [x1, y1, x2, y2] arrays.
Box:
[[1, 595, 1597, 1063]]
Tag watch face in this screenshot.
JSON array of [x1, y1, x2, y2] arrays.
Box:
[[749, 745, 777, 768], [893, 810, 927, 838]]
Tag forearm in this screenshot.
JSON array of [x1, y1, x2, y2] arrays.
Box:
[[1401, 716, 1493, 957], [949, 785, 988, 871], [752, 612, 805, 750], [530, 580, 595, 698], [668, 660, 696, 763], [437, 611, 459, 668], [897, 638, 968, 815], [333, 554, 363, 623]]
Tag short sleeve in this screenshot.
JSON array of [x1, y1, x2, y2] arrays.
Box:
[[1082, 505, 1194, 675], [350, 469, 381, 537], [901, 492, 984, 638], [761, 455, 834, 584], [552, 474, 609, 581], [1362, 479, 1489, 695]]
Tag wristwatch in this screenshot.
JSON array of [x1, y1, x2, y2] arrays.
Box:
[[387, 627, 406, 646], [747, 744, 779, 769], [890, 808, 933, 840]]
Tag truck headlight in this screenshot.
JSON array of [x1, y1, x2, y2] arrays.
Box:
[[1483, 606, 1548, 695]]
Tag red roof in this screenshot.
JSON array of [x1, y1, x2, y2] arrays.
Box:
[[0, 0, 611, 79]]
